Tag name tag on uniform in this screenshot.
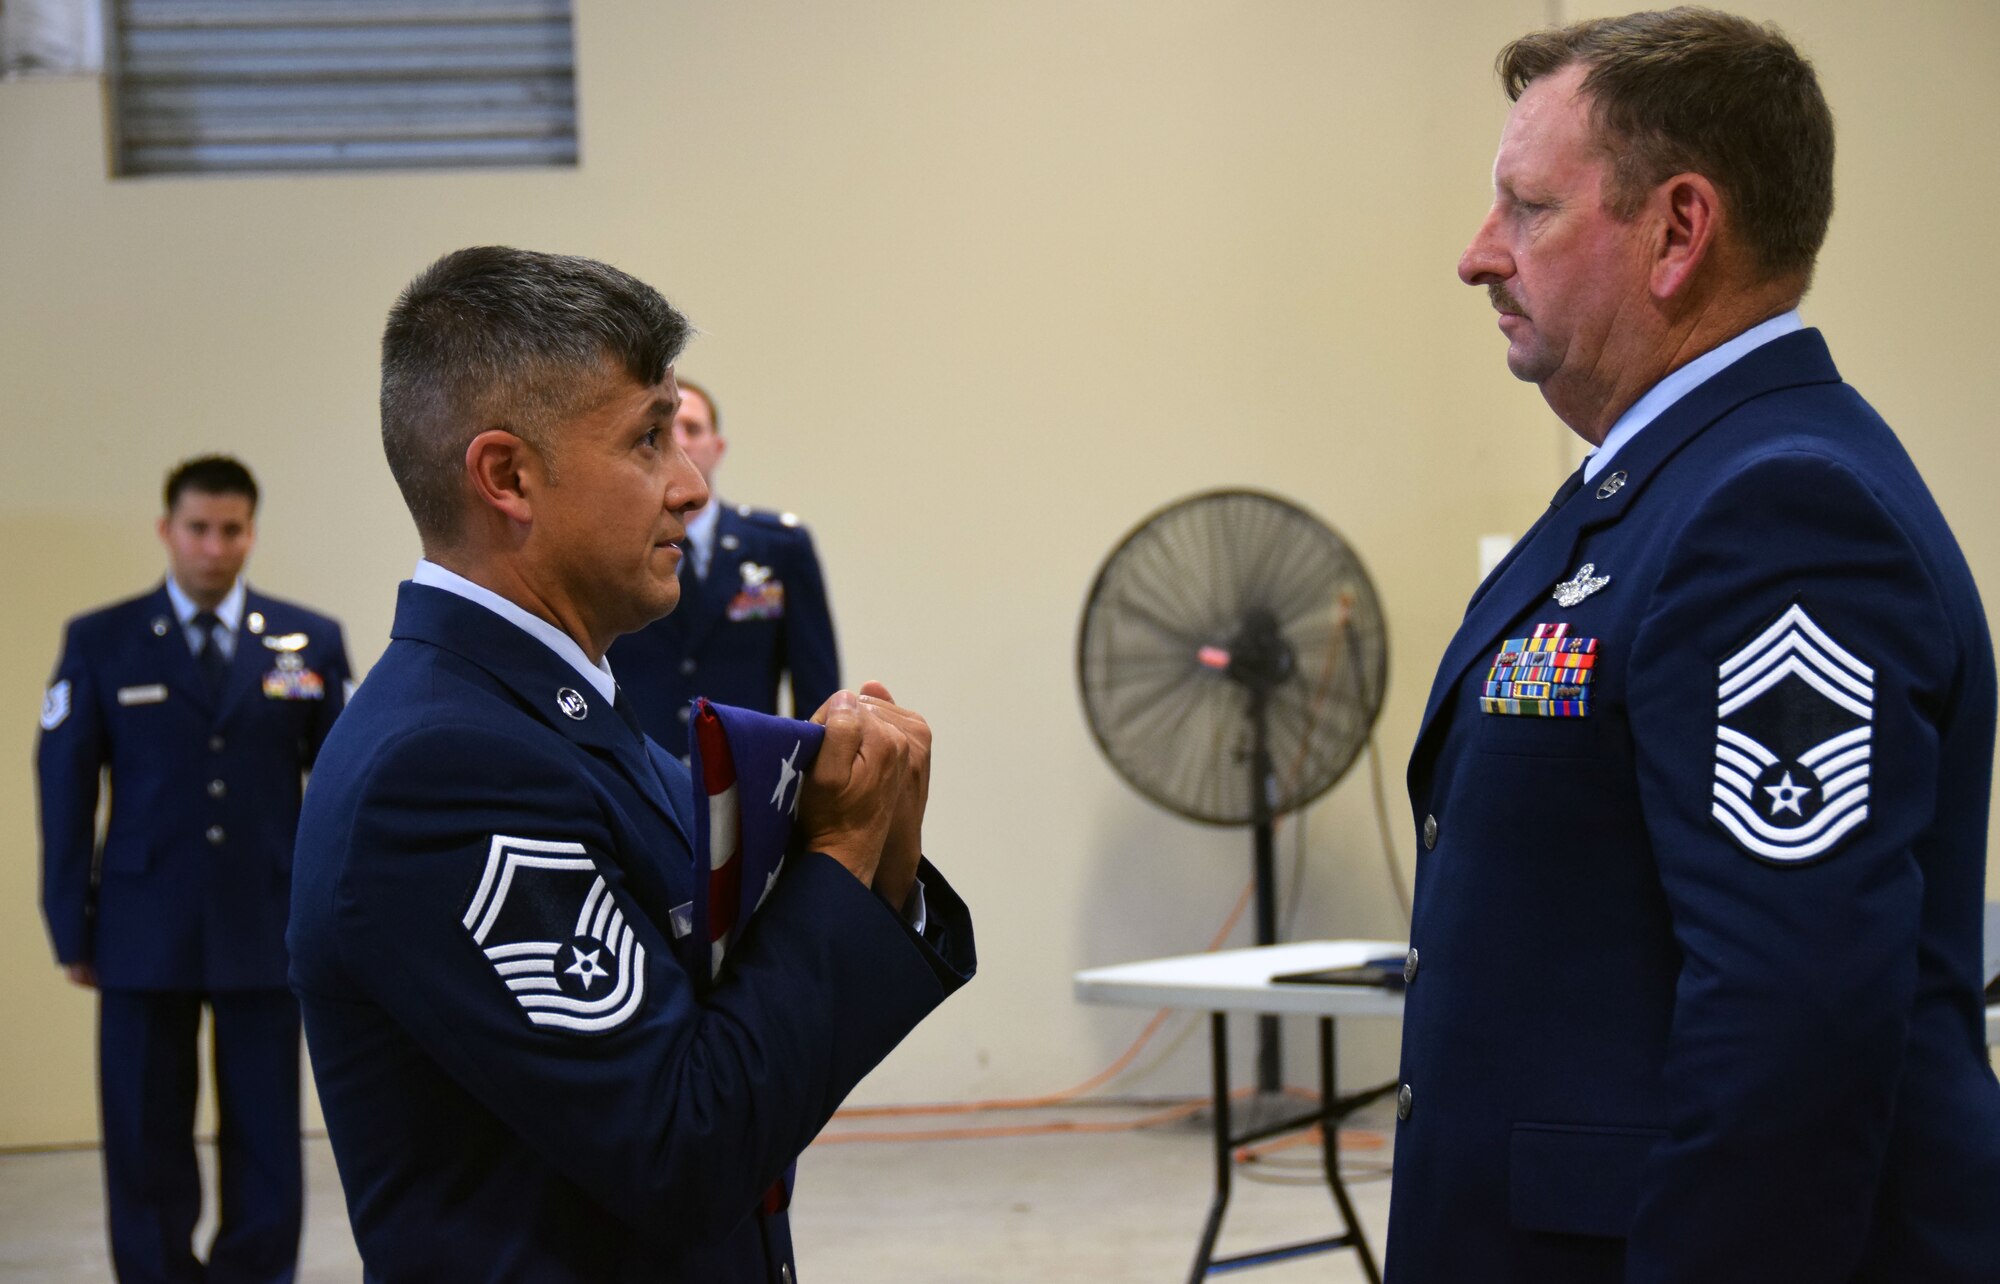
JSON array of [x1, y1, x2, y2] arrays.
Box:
[[1481, 622, 1596, 717], [116, 684, 168, 706]]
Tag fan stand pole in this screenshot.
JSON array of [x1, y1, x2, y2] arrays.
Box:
[[1253, 812, 1281, 1096], [1250, 697, 1282, 1098]]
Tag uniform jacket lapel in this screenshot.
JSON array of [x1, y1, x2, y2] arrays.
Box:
[[1411, 329, 1844, 760], [145, 583, 216, 715], [214, 588, 273, 726], [391, 583, 692, 852], [678, 505, 742, 657]]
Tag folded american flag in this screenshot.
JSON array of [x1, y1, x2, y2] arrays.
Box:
[[687, 698, 827, 1217], [688, 698, 826, 985]]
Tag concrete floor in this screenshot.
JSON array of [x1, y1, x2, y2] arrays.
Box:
[[0, 1100, 1396, 1283]]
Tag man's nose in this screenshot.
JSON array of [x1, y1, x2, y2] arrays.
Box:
[[1458, 207, 1508, 286], [671, 459, 709, 512]]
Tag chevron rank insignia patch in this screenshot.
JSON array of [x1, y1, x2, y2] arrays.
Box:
[[1481, 622, 1597, 716], [40, 680, 71, 731], [1712, 604, 1874, 864], [462, 835, 647, 1034]]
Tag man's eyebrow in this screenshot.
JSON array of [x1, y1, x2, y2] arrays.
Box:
[[649, 397, 679, 419]]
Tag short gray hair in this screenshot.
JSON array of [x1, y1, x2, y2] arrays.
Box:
[[380, 246, 692, 543]]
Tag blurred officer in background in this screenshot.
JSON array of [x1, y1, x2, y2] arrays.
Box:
[[608, 378, 839, 754], [36, 455, 350, 1284]]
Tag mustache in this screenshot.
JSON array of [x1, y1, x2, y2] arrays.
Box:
[[1488, 284, 1525, 316]]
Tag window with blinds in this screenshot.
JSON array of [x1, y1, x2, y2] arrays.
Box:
[[106, 0, 578, 178]]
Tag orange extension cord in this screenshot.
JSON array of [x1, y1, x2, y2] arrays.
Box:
[[815, 863, 1384, 1156]]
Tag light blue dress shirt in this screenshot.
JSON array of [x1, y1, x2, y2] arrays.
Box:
[[1585, 310, 1805, 482]]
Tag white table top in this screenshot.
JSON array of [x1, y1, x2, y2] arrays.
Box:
[[1074, 939, 1411, 1019], [1077, 941, 2000, 1044]]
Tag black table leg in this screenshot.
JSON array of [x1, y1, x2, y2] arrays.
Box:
[[1188, 1011, 1233, 1284], [1320, 1018, 1383, 1284], [1183, 1010, 1391, 1280]]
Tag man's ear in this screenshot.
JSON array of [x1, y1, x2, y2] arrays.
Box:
[[464, 429, 540, 526], [1651, 172, 1721, 301]]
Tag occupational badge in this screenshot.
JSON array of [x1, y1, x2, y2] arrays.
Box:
[[40, 680, 71, 731], [1481, 622, 1596, 716], [1552, 563, 1611, 608], [462, 835, 646, 1034], [1711, 604, 1873, 864]]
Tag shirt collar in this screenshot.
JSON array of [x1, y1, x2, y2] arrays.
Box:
[[1584, 310, 1804, 481], [411, 560, 618, 704], [687, 500, 720, 551], [166, 576, 246, 631]]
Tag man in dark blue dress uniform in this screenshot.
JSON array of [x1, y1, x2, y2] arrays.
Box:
[[37, 455, 350, 1284], [608, 379, 840, 755], [289, 246, 973, 1283], [1388, 11, 2000, 1282]]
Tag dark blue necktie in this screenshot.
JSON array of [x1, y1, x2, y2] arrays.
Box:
[[192, 610, 230, 694]]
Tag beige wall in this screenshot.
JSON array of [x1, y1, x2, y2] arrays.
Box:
[[2, 0, 1995, 1150]]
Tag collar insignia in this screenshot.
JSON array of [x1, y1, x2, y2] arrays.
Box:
[[1595, 470, 1628, 499]]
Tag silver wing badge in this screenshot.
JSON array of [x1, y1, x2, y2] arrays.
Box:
[[1553, 563, 1611, 608]]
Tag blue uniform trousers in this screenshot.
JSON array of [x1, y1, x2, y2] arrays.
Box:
[[99, 988, 301, 1284]]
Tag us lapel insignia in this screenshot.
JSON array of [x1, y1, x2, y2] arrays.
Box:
[[1552, 562, 1611, 608], [719, 534, 740, 552], [151, 616, 170, 637], [1595, 470, 1628, 499], [247, 611, 266, 635], [556, 687, 589, 720], [1711, 603, 1873, 864]]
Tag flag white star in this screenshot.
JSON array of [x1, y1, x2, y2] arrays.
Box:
[[1763, 771, 1812, 817], [564, 945, 609, 991], [770, 740, 803, 815]]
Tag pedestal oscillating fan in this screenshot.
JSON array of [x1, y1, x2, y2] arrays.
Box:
[[1077, 488, 1388, 1093]]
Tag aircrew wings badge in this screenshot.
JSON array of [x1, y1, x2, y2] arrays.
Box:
[[1711, 604, 1874, 864], [462, 835, 646, 1034]]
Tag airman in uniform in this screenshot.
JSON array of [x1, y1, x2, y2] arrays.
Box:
[[37, 455, 350, 1284]]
